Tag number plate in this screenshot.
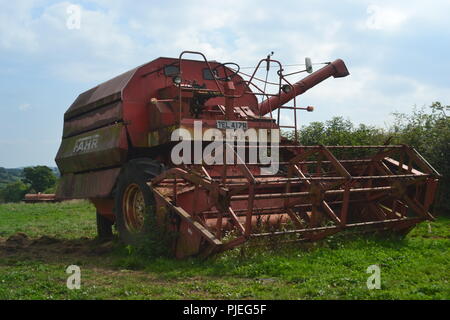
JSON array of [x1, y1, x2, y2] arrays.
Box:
[[216, 120, 248, 130]]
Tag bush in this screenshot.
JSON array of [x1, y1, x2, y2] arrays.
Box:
[[286, 117, 386, 147], [390, 102, 449, 212], [0, 181, 29, 203]]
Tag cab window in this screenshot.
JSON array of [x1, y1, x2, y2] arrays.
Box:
[[164, 65, 179, 76], [203, 68, 218, 80]]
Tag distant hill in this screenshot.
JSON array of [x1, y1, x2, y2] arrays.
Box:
[[0, 167, 59, 188]]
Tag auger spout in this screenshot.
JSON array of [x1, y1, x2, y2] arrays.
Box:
[[258, 59, 350, 116]]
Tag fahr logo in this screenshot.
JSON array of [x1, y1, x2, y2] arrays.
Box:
[[72, 134, 100, 153]]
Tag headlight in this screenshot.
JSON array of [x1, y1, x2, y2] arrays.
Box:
[[281, 84, 292, 94], [172, 75, 182, 85]]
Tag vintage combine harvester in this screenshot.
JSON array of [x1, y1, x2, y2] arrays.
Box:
[[55, 51, 440, 258]]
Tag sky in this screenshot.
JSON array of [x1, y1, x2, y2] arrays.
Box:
[[0, 0, 449, 168]]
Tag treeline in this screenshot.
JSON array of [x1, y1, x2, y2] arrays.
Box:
[[0, 167, 23, 189], [0, 166, 58, 203], [285, 102, 449, 213]]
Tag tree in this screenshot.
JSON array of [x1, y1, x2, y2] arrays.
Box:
[[22, 166, 57, 193], [391, 102, 450, 212], [0, 181, 29, 203]]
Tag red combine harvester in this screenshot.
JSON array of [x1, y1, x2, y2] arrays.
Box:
[[55, 51, 440, 258]]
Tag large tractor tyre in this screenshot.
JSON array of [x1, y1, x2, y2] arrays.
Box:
[[96, 211, 113, 240], [114, 158, 164, 245]]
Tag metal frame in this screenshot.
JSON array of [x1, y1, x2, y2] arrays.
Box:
[[150, 144, 440, 256]]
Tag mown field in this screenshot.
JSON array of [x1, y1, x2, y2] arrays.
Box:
[[0, 201, 448, 300]]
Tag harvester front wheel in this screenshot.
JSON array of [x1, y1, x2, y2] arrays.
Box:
[[114, 159, 163, 245]]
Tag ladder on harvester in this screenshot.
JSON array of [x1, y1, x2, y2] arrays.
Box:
[[276, 102, 315, 143], [276, 98, 300, 142]]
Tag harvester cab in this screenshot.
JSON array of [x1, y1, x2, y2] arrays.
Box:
[[55, 51, 440, 259]]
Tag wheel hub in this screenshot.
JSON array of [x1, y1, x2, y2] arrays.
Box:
[[122, 183, 145, 233]]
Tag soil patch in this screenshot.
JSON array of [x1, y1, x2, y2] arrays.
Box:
[[0, 233, 117, 261]]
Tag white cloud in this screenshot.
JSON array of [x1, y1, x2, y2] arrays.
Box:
[[18, 103, 31, 111], [364, 5, 408, 30], [0, 1, 39, 51], [1, 1, 449, 124], [296, 65, 450, 127], [357, 1, 450, 32], [0, 1, 349, 83]]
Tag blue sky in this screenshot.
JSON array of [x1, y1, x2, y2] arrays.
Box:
[[0, 0, 449, 168]]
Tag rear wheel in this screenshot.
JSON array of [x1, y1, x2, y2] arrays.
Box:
[[114, 159, 163, 245]]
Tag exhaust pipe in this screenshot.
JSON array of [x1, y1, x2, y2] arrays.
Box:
[[258, 59, 350, 116]]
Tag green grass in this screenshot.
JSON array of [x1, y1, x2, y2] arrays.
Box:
[[0, 201, 96, 239], [0, 201, 449, 300]]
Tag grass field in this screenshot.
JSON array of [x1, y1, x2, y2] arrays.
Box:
[[0, 201, 448, 300]]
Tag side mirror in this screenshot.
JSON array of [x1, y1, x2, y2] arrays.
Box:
[[305, 57, 313, 74]]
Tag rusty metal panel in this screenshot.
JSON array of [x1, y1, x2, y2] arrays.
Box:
[[56, 167, 121, 200], [55, 123, 128, 174], [175, 220, 203, 259], [63, 101, 123, 138], [23, 193, 56, 203], [64, 67, 137, 120]]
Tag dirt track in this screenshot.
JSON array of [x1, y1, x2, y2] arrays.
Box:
[[0, 232, 116, 262]]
